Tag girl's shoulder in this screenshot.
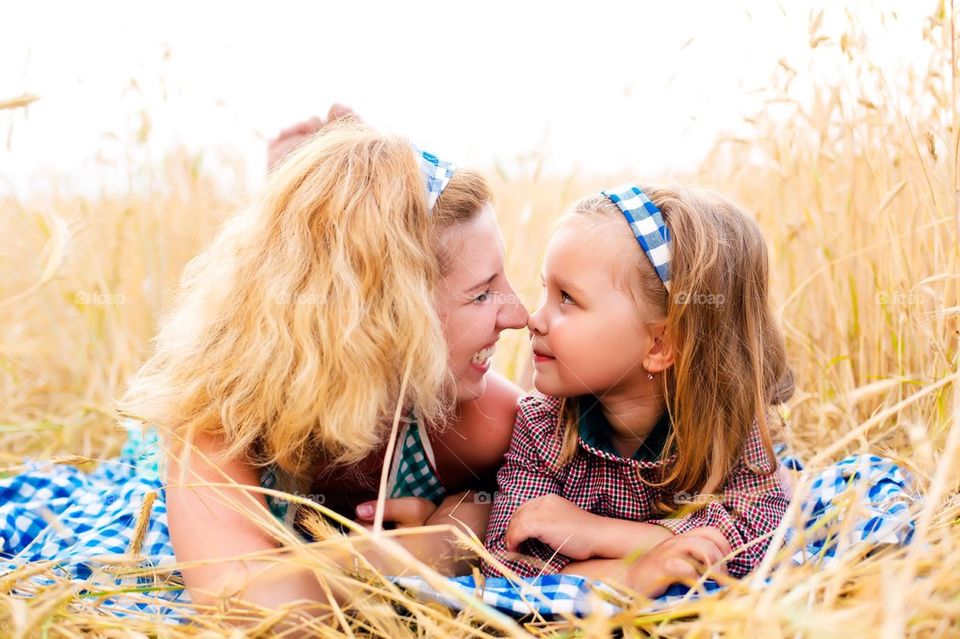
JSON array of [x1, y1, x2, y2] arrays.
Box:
[[738, 418, 780, 476], [515, 391, 563, 436], [517, 389, 562, 413], [508, 392, 566, 473]]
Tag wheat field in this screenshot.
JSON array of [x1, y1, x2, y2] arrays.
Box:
[[1, 7, 958, 639]]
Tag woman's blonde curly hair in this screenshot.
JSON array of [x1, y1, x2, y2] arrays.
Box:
[[120, 123, 488, 480]]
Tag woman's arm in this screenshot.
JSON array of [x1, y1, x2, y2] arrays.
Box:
[[165, 430, 336, 615], [355, 490, 492, 575], [351, 372, 522, 575], [419, 490, 494, 574]]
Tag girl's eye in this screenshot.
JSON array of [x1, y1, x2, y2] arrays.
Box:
[[560, 291, 575, 305], [473, 290, 491, 304]]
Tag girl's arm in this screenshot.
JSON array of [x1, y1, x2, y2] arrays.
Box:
[[482, 397, 570, 577], [560, 558, 628, 580], [494, 493, 674, 561], [560, 527, 730, 598], [266, 105, 356, 171], [585, 516, 674, 558], [645, 426, 789, 578]]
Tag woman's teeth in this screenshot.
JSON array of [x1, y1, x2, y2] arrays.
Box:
[[471, 344, 496, 366]]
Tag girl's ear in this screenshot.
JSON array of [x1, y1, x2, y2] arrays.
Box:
[[642, 321, 675, 374]]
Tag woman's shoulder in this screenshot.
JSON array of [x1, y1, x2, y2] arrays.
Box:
[[437, 372, 523, 466], [461, 378, 562, 436], [459, 373, 523, 435]]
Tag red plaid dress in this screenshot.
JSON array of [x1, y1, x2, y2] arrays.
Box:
[[483, 392, 788, 579]]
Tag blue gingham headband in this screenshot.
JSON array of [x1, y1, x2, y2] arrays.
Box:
[[414, 146, 456, 212], [600, 185, 672, 292]]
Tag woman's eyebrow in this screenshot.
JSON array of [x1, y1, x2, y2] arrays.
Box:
[[465, 273, 497, 292]]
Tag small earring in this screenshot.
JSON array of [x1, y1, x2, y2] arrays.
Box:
[[646, 371, 654, 380]]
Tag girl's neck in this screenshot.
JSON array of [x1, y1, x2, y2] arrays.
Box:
[[597, 384, 667, 458]]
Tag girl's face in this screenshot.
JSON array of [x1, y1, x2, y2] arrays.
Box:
[[528, 217, 660, 398], [436, 205, 529, 401]]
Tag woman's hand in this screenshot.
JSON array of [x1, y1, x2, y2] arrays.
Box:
[[504, 494, 600, 560], [626, 526, 731, 598], [354, 497, 439, 529], [266, 103, 358, 170], [354, 492, 488, 576]]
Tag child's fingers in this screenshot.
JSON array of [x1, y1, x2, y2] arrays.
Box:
[[504, 523, 521, 552], [676, 537, 726, 573], [504, 518, 534, 552], [662, 556, 699, 582], [267, 132, 316, 170], [685, 527, 733, 557]]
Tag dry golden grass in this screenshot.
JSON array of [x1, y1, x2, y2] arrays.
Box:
[[1, 7, 958, 638]]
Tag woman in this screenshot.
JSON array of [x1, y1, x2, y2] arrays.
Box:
[[1, 111, 529, 624]]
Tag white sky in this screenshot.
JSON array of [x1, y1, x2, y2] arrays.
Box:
[[0, 1, 938, 197]]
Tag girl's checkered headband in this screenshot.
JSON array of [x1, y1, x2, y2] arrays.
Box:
[[600, 185, 672, 292]]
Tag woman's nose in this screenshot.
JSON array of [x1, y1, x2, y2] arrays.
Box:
[[497, 289, 529, 330]]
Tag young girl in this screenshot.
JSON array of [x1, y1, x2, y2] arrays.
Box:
[[483, 185, 794, 597]]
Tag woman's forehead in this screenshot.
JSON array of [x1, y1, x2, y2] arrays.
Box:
[[439, 206, 505, 286]]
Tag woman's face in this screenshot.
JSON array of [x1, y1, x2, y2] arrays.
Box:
[[436, 205, 529, 401]]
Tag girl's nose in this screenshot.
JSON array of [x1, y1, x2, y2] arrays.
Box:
[[527, 303, 548, 336]]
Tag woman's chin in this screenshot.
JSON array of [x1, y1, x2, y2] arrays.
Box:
[[455, 369, 488, 401]]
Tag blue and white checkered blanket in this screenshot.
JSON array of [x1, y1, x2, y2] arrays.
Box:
[[1, 424, 918, 621], [0, 422, 186, 618], [393, 448, 919, 618]]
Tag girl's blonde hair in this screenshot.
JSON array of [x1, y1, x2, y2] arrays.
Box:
[[556, 186, 794, 515], [120, 124, 491, 479]]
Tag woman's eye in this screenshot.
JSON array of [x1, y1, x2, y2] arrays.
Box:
[[474, 290, 491, 304]]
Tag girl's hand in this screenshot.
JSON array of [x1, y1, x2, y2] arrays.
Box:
[[626, 526, 731, 598], [355, 497, 439, 529], [504, 494, 599, 560]]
